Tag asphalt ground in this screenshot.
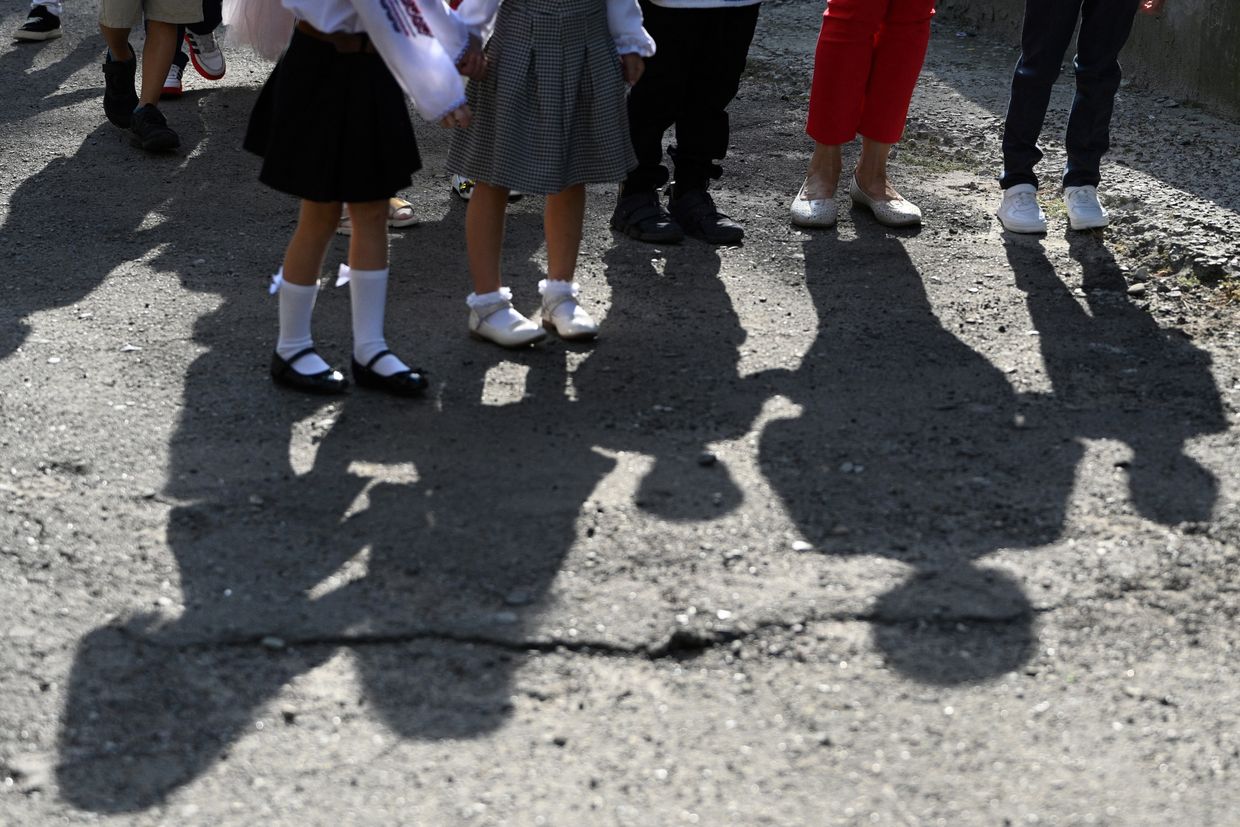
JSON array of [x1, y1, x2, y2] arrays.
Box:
[[2, 2, 1239, 824]]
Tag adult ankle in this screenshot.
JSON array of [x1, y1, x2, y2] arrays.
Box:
[[801, 168, 839, 199]]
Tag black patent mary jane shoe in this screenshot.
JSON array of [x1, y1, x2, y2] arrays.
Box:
[[352, 350, 428, 398], [270, 348, 348, 395]]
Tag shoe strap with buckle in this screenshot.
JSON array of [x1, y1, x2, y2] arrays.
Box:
[[542, 294, 577, 316], [474, 298, 514, 323]]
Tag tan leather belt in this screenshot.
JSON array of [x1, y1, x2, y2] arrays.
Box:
[[295, 21, 377, 54]]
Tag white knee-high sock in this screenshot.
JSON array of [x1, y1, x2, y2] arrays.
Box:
[[346, 266, 409, 377], [276, 277, 331, 375]]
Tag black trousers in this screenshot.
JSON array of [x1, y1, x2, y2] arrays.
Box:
[[622, 0, 761, 194], [1001, 0, 1139, 190]]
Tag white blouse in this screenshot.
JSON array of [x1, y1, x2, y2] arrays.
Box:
[[280, 0, 468, 121], [452, 0, 656, 57]]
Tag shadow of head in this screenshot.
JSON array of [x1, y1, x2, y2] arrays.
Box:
[[55, 616, 302, 813], [871, 566, 1036, 685], [1125, 445, 1219, 524]]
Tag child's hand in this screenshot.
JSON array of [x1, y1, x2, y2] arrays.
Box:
[[441, 104, 473, 129], [1139, 0, 1167, 13], [457, 35, 487, 81], [621, 53, 644, 86]]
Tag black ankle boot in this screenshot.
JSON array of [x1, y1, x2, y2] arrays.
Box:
[[668, 187, 744, 245], [610, 188, 684, 244]]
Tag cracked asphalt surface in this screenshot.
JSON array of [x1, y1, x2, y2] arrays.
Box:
[[2, 1, 1239, 824]]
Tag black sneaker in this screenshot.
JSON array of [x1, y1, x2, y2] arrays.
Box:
[[14, 4, 61, 41], [102, 51, 138, 129], [129, 104, 180, 152], [610, 189, 684, 244], [668, 187, 744, 245]]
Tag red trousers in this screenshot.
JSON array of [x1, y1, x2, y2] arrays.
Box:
[[806, 0, 936, 145]]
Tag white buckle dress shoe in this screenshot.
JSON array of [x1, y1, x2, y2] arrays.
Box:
[[997, 184, 1047, 234], [1064, 185, 1109, 230], [849, 175, 922, 227], [468, 288, 547, 348], [539, 280, 598, 341], [790, 180, 838, 228]]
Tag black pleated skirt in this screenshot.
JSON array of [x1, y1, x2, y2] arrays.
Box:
[[244, 29, 421, 203]]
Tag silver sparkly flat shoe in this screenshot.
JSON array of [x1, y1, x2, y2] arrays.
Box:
[[849, 175, 922, 227], [790, 180, 838, 228]]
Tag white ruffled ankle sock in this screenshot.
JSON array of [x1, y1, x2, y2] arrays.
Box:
[[346, 265, 408, 377], [538, 278, 579, 302], [276, 275, 330, 375], [467, 287, 531, 327]]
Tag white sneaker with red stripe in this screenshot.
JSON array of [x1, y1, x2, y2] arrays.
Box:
[[185, 31, 226, 80], [161, 63, 183, 99]]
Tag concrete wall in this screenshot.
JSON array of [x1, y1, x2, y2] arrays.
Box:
[[937, 0, 1240, 121]]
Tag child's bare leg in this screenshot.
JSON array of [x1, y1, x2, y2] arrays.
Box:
[[465, 181, 510, 295], [342, 201, 421, 389], [544, 184, 585, 282], [345, 200, 388, 271], [99, 25, 134, 60], [464, 181, 545, 347], [272, 200, 344, 385], [540, 184, 597, 340], [139, 21, 178, 107], [283, 201, 342, 284]]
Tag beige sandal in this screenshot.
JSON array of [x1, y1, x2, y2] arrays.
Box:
[[336, 197, 417, 236]]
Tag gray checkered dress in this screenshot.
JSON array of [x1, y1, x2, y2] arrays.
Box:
[[447, 0, 637, 195]]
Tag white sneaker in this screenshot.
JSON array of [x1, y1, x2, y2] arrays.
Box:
[[997, 184, 1047, 234], [1064, 185, 1109, 230], [160, 63, 183, 99], [184, 31, 226, 80]]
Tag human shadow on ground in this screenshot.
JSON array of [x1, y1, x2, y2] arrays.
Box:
[[0, 85, 224, 361], [762, 217, 1061, 685], [53, 171, 764, 810], [0, 31, 98, 127], [1005, 230, 1226, 525], [759, 213, 1226, 686], [569, 239, 776, 520]]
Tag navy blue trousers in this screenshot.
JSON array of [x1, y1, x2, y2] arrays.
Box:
[[1001, 0, 1139, 190]]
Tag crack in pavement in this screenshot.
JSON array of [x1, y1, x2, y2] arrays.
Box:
[[113, 608, 1044, 662]]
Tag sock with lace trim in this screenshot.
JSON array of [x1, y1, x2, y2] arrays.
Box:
[[344, 265, 410, 377], [466, 286, 531, 326], [275, 275, 331, 375]]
